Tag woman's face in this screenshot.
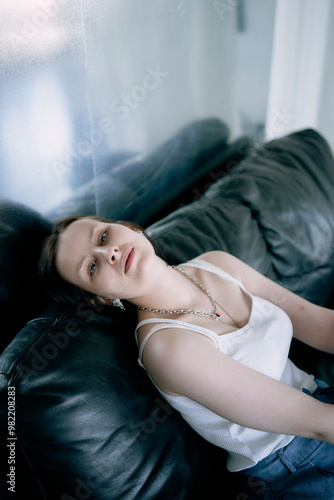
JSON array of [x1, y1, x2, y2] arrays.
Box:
[[55, 218, 155, 302]]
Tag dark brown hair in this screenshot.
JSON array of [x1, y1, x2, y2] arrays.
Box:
[[38, 215, 161, 306]]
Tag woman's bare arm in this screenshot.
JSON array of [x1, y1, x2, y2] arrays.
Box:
[[143, 328, 334, 444]]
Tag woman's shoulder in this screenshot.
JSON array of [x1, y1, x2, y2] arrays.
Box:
[[193, 251, 244, 281], [196, 250, 237, 265], [139, 322, 218, 396]]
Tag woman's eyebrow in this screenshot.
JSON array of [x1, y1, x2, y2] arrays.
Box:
[[76, 224, 97, 276]]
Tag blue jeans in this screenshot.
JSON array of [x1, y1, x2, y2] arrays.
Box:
[[238, 380, 334, 499]]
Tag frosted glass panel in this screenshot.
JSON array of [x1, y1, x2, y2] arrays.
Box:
[[0, 0, 276, 219]]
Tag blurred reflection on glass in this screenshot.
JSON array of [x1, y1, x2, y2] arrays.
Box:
[[0, 0, 275, 220]]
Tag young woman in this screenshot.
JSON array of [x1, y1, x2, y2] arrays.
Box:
[[39, 214, 334, 498]]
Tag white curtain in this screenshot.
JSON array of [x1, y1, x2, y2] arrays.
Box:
[[265, 0, 333, 148]]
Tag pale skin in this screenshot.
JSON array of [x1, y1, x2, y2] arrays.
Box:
[[56, 217, 334, 446]]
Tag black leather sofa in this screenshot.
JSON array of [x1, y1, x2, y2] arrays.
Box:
[[1, 120, 334, 499]]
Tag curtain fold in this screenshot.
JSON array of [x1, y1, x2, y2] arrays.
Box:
[[265, 0, 332, 144]]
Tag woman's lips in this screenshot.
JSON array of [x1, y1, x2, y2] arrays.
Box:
[[123, 248, 134, 273]]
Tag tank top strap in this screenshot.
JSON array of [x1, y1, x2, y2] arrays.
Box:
[[181, 258, 248, 292], [135, 318, 219, 369]]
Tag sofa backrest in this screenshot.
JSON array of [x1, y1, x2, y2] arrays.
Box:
[[151, 128, 334, 305]]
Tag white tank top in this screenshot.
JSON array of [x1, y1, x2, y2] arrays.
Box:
[[135, 258, 317, 472]]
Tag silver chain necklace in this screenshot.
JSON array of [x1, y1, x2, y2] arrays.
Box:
[[138, 265, 239, 325]]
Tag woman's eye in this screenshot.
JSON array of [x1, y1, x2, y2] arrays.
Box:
[[100, 230, 107, 244], [89, 261, 96, 277]]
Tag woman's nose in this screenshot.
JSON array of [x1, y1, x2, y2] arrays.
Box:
[[96, 245, 120, 264]]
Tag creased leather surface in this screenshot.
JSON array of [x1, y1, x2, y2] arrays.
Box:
[[151, 129, 334, 305], [0, 303, 211, 500]]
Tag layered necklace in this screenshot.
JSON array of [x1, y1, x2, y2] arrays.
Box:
[[137, 265, 241, 328]]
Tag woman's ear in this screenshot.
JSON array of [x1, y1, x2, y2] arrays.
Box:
[[96, 296, 114, 306], [94, 297, 126, 311]]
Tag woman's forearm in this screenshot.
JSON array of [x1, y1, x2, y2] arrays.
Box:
[[312, 401, 334, 444]]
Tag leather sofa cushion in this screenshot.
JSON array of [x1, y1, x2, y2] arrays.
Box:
[[150, 129, 334, 305], [0, 301, 221, 499]]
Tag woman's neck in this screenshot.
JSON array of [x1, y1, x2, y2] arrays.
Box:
[[132, 262, 210, 314]]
